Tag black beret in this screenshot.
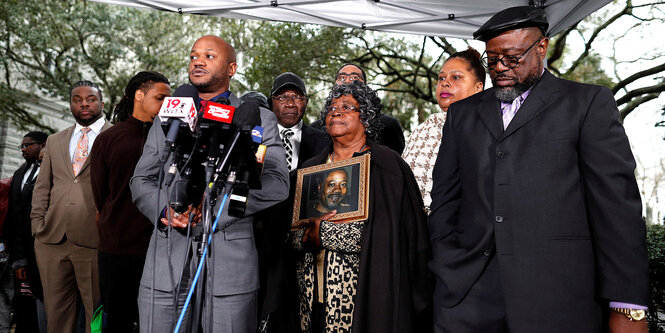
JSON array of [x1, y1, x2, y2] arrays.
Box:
[[473, 6, 549, 42]]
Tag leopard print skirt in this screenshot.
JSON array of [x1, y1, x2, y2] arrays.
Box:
[[294, 221, 363, 332]]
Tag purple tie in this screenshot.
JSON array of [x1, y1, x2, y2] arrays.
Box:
[[502, 97, 523, 129]]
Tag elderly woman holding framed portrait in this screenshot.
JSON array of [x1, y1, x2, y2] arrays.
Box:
[[290, 81, 432, 333]]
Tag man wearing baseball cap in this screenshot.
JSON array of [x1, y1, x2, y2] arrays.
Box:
[[254, 72, 327, 331], [428, 6, 649, 333], [269, 72, 326, 173]]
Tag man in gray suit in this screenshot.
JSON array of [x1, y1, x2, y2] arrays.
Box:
[[131, 35, 289, 332]]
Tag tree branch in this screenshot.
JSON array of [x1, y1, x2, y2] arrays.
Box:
[[612, 62, 665, 94], [619, 92, 660, 121], [615, 81, 665, 106], [568, 1, 631, 73]]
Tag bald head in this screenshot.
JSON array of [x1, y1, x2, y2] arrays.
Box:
[[189, 35, 238, 99]]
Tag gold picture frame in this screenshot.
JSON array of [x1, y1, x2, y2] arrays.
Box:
[[292, 154, 370, 226]]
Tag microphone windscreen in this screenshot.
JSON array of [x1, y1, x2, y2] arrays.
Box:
[[233, 100, 262, 128], [174, 84, 199, 101], [211, 96, 230, 105]]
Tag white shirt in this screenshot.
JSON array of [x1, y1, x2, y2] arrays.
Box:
[[21, 163, 40, 191], [277, 120, 303, 172], [69, 117, 106, 162]]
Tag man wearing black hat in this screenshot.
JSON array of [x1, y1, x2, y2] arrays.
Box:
[[428, 6, 648, 333], [270, 72, 327, 173], [254, 72, 326, 331]]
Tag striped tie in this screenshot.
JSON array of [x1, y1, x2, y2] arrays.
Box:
[[72, 127, 91, 176], [280, 128, 294, 171]]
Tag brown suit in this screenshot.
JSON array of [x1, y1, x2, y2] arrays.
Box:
[[31, 121, 111, 333]]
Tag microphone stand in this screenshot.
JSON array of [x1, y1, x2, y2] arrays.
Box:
[[187, 129, 244, 332]]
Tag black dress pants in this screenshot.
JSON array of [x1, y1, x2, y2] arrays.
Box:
[[98, 251, 146, 333], [433, 253, 509, 333]]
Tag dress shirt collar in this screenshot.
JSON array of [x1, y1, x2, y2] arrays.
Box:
[[74, 116, 106, 135], [278, 120, 303, 137]]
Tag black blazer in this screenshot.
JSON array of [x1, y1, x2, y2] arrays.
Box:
[[296, 124, 327, 169], [255, 123, 326, 326], [428, 70, 649, 332], [4, 162, 43, 299]]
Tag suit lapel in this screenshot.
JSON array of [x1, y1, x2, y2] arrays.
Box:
[[60, 126, 76, 178], [476, 92, 503, 141], [229, 92, 241, 107], [13, 163, 30, 196], [501, 70, 560, 140]]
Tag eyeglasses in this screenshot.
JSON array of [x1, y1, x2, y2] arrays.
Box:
[[336, 74, 362, 82], [326, 104, 358, 116], [272, 94, 307, 103], [19, 142, 39, 149], [481, 38, 544, 70]]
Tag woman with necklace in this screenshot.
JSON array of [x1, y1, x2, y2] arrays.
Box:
[[291, 81, 432, 333]]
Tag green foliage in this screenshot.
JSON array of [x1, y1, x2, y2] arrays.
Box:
[[0, 0, 209, 124], [224, 20, 352, 122], [647, 223, 665, 331], [2, 0, 663, 134], [0, 83, 56, 133]]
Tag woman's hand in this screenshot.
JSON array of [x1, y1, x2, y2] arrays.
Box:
[[302, 210, 337, 247]]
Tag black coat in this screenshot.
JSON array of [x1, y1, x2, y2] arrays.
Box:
[[428, 70, 649, 332], [4, 162, 43, 299], [255, 123, 327, 327], [301, 141, 432, 333], [296, 125, 328, 170]]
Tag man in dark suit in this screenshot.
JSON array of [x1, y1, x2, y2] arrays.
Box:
[[270, 72, 327, 173], [428, 6, 649, 333], [311, 64, 406, 154], [334, 64, 406, 154], [256, 72, 326, 331], [31, 81, 112, 333], [4, 131, 48, 333]]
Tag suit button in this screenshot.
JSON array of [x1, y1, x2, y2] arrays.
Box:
[[496, 151, 505, 158], [73, 179, 78, 184], [495, 215, 503, 223], [482, 249, 491, 256]]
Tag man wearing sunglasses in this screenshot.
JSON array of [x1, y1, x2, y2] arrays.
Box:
[[428, 6, 648, 333]]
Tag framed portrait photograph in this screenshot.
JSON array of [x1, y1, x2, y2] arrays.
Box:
[[292, 154, 370, 226]]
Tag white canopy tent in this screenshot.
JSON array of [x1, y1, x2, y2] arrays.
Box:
[[91, 0, 611, 39]]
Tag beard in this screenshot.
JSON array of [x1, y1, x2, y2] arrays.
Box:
[[189, 70, 227, 93], [493, 71, 541, 103], [324, 193, 344, 209]]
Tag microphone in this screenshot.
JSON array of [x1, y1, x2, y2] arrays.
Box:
[[231, 100, 261, 130], [158, 84, 199, 162], [226, 101, 264, 218], [251, 126, 266, 172], [200, 99, 236, 183]]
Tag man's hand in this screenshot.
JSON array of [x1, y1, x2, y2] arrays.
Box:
[[14, 267, 27, 281], [301, 210, 336, 247], [161, 205, 201, 229], [609, 310, 648, 333]]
